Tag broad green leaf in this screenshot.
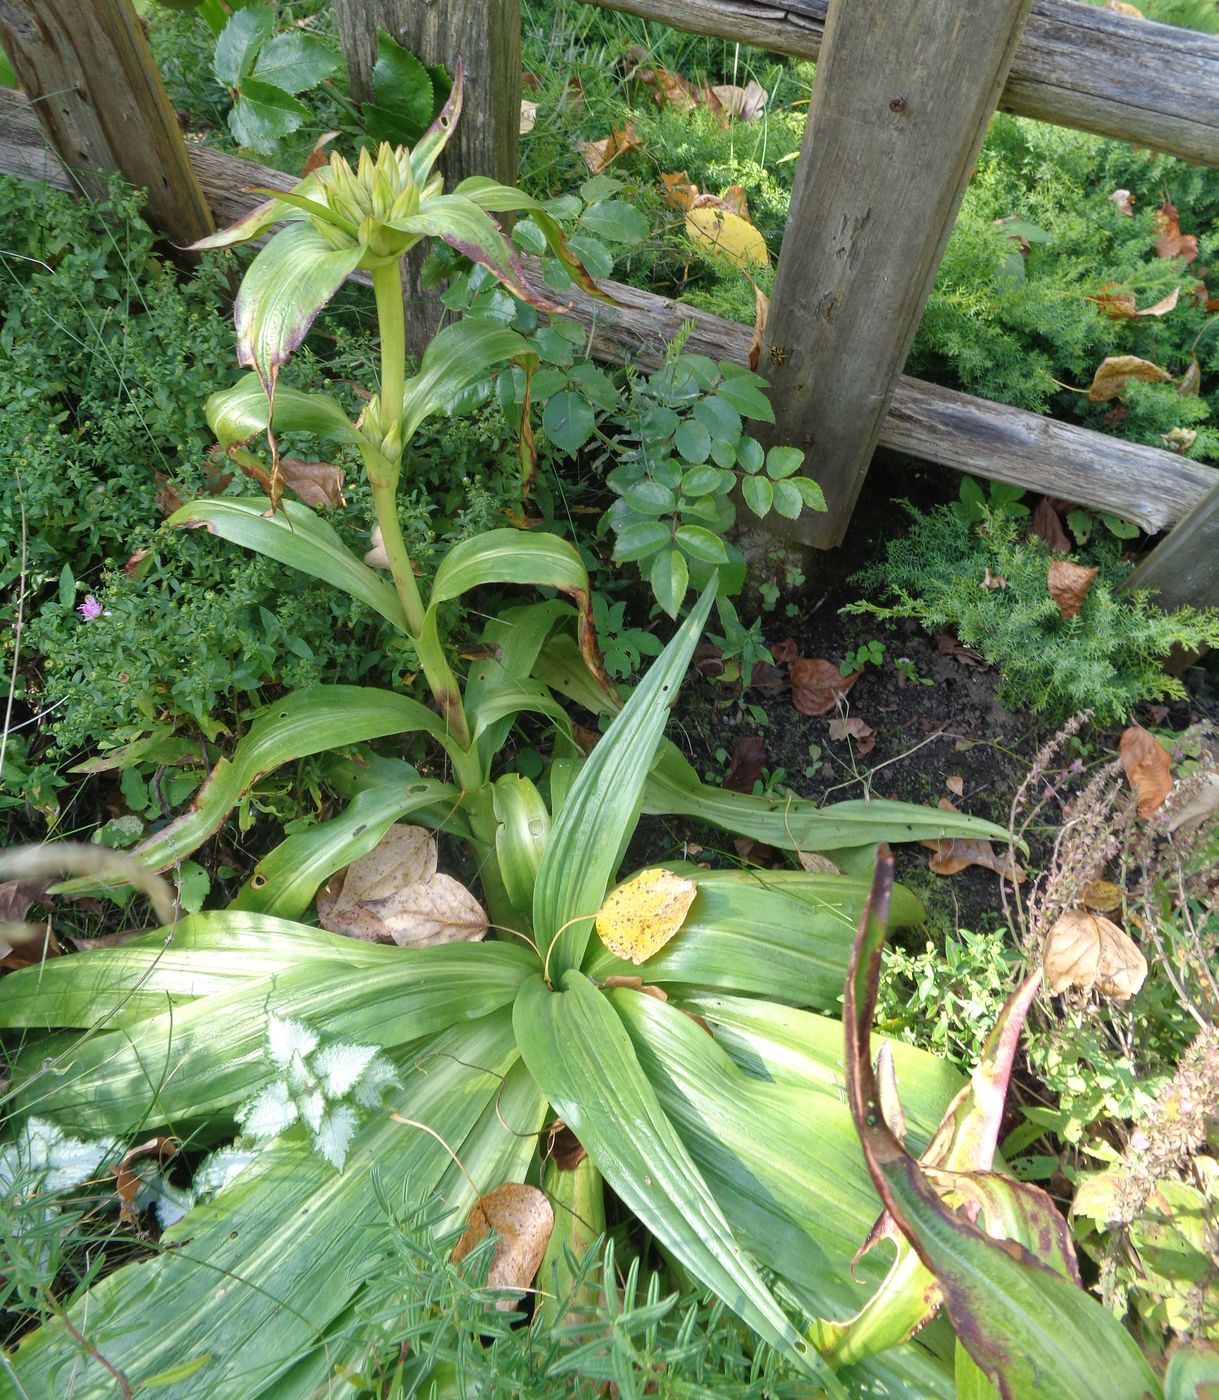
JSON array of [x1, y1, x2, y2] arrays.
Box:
[[766, 446, 805, 479], [401, 319, 534, 441], [584, 869, 923, 1011], [429, 528, 589, 608], [168, 497, 407, 632], [408, 56, 463, 187], [674, 419, 711, 465], [468, 671, 571, 744], [236, 223, 363, 385], [676, 524, 730, 564], [532, 632, 619, 718], [8, 1014, 518, 1399], [118, 688, 456, 878], [493, 774, 551, 912], [15, 945, 533, 1133], [650, 546, 688, 619], [366, 29, 436, 145], [579, 199, 650, 244], [206, 373, 359, 449], [213, 4, 273, 86], [844, 852, 1162, 1400], [644, 742, 1015, 853], [0, 913, 390, 1030], [1164, 1344, 1219, 1400], [543, 389, 596, 453], [396, 195, 563, 311], [613, 519, 672, 563], [252, 31, 337, 93], [514, 973, 845, 1394], [187, 173, 323, 252], [772, 478, 805, 520], [533, 585, 714, 980], [229, 79, 310, 155], [453, 176, 617, 303], [232, 777, 460, 918], [741, 474, 773, 518], [715, 372, 774, 421]]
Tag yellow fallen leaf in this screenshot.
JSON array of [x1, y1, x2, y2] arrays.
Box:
[[686, 205, 769, 268], [595, 868, 697, 964]]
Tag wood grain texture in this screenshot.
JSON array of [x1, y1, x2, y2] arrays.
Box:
[[0, 89, 1208, 541], [760, 0, 1035, 547], [0, 0, 213, 249], [585, 0, 1219, 165], [332, 0, 521, 355], [1120, 481, 1219, 610]]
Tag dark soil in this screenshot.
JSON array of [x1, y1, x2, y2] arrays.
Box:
[[658, 449, 1219, 940]]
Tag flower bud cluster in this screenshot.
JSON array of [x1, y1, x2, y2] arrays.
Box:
[[312, 144, 441, 264]]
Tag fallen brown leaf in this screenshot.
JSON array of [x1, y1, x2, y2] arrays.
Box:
[[1154, 195, 1198, 263], [827, 716, 876, 755], [790, 658, 858, 716], [1105, 2, 1143, 15], [1089, 283, 1179, 320], [638, 65, 700, 110], [769, 639, 799, 664], [746, 273, 770, 372], [451, 1183, 554, 1310], [725, 735, 766, 793], [578, 122, 642, 174], [710, 79, 768, 122], [1043, 909, 1147, 1000], [1048, 560, 1098, 620], [946, 775, 965, 798], [113, 1136, 177, 1224], [935, 634, 988, 668], [1085, 355, 1172, 403], [1108, 188, 1135, 217], [1178, 356, 1202, 397], [981, 568, 1007, 590], [1080, 880, 1125, 914], [1161, 427, 1198, 453], [544, 1120, 586, 1170], [1119, 724, 1172, 818], [797, 851, 840, 874], [1164, 770, 1219, 831], [921, 807, 1025, 882], [519, 98, 538, 135], [1031, 497, 1072, 553], [660, 170, 699, 211], [280, 458, 345, 509]]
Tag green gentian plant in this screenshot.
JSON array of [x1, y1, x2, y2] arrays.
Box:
[[2, 69, 1037, 1399]]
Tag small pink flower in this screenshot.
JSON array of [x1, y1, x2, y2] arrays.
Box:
[[77, 595, 110, 621]]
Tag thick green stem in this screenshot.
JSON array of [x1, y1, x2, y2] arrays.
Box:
[[367, 258, 475, 763], [372, 260, 407, 445]]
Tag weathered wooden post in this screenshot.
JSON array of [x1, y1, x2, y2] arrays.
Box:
[[1120, 481, 1219, 613], [0, 0, 213, 249], [333, 0, 522, 356], [759, 0, 1034, 548]]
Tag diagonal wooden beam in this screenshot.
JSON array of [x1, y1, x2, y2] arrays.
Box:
[[0, 87, 1208, 538], [583, 0, 1219, 166]]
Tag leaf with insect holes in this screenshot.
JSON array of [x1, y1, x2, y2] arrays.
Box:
[[1042, 910, 1147, 1000], [452, 1183, 554, 1310], [594, 868, 697, 965], [1119, 724, 1172, 818]]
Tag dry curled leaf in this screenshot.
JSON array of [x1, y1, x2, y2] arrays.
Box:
[[797, 851, 840, 874], [828, 716, 876, 756], [709, 79, 768, 122], [1048, 560, 1099, 620], [1162, 426, 1198, 453], [747, 274, 770, 372], [724, 734, 766, 794], [1081, 880, 1126, 914], [790, 658, 859, 716], [1154, 196, 1198, 263], [451, 1183, 554, 1310], [981, 568, 1007, 590], [301, 130, 340, 177], [280, 458, 345, 509], [1119, 724, 1173, 818], [935, 633, 987, 668], [519, 98, 538, 134], [921, 808, 1025, 883], [660, 170, 699, 211], [1031, 496, 1072, 553], [1043, 910, 1147, 1000], [595, 868, 697, 964], [318, 824, 488, 946], [1108, 188, 1135, 217], [1178, 356, 1202, 397], [578, 122, 642, 174], [1163, 770, 1219, 832], [1089, 283, 1179, 320], [637, 65, 700, 110], [1085, 355, 1172, 403], [544, 1120, 585, 1171]]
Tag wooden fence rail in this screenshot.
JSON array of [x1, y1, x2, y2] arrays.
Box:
[[586, 0, 1219, 165], [0, 84, 1210, 540]]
